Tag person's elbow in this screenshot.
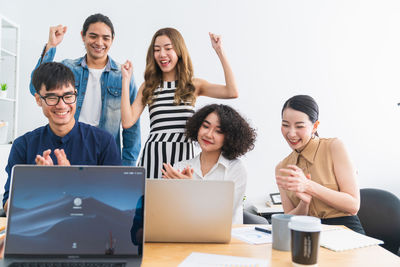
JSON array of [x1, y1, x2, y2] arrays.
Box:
[[223, 84, 239, 99], [230, 91, 239, 99], [349, 209, 358, 216], [226, 88, 239, 99], [348, 200, 360, 216], [122, 120, 134, 129]]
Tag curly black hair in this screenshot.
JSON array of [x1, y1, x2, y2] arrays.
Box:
[[185, 104, 256, 160]]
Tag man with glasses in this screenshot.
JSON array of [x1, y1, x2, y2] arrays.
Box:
[[3, 62, 121, 213]]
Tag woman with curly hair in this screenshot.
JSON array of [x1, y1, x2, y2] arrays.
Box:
[[121, 28, 238, 178], [162, 104, 257, 224], [275, 95, 365, 234]]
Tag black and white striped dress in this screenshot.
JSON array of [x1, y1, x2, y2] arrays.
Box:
[[139, 81, 195, 178]]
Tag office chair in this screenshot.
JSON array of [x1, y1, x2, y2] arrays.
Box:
[[357, 188, 400, 255], [243, 210, 269, 224]]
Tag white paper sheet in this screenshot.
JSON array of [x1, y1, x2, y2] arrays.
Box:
[[320, 228, 383, 251], [231, 226, 272, 244], [178, 252, 269, 267]]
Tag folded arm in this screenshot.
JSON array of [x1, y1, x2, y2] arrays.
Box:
[[306, 139, 360, 215]]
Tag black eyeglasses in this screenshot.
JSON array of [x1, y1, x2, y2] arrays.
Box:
[[39, 92, 77, 106]]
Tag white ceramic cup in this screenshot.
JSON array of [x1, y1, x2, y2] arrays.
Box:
[[272, 214, 294, 251]]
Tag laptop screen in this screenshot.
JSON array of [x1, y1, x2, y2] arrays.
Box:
[[5, 165, 145, 258]]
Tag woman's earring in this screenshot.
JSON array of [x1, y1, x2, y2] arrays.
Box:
[[311, 133, 315, 139]]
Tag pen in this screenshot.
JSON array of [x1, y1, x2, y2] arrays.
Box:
[[254, 226, 271, 234]]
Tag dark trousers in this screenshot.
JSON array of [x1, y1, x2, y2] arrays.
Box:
[[321, 215, 366, 235]]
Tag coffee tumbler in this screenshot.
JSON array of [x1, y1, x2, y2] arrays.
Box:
[[288, 216, 321, 267]]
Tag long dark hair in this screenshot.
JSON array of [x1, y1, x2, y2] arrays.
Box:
[[142, 28, 195, 106]]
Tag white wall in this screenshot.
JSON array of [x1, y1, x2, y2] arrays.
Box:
[[0, 0, 399, 203]]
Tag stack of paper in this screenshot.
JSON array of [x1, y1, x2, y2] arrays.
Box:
[[320, 228, 383, 251]]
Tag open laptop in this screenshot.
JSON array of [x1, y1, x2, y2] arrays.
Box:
[[1, 165, 145, 267], [145, 179, 234, 243]]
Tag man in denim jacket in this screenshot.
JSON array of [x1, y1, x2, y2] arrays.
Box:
[[29, 14, 140, 166]]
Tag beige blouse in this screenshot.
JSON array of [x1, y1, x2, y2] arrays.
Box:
[[277, 137, 350, 219]]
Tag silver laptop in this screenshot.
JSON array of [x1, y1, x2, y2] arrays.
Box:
[[1, 165, 145, 267], [145, 179, 234, 243]]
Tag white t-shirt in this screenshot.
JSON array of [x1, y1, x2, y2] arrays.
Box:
[[174, 153, 247, 224], [79, 67, 104, 127]]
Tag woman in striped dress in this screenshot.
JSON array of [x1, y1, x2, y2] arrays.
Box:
[[121, 28, 238, 178]]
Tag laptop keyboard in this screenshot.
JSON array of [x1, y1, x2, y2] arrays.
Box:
[[10, 263, 126, 267]]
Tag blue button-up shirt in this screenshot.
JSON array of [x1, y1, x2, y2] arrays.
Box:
[[3, 121, 122, 206], [29, 47, 141, 166]]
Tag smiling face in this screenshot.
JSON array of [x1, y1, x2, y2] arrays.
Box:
[[197, 112, 225, 154], [281, 108, 318, 151], [154, 35, 179, 81], [35, 84, 76, 134], [81, 22, 113, 63]]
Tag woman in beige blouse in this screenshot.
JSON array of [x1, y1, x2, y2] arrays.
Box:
[[275, 95, 365, 234]]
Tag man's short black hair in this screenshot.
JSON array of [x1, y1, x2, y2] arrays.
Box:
[[32, 62, 75, 93]]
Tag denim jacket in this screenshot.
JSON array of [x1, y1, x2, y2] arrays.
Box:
[[29, 47, 141, 166]]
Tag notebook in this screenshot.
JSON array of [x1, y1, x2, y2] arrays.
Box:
[[145, 179, 234, 243], [1, 165, 145, 267], [320, 228, 383, 251]]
